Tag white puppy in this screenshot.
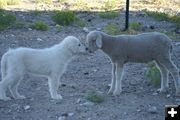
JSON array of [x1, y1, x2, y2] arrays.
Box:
[[0, 36, 87, 101]]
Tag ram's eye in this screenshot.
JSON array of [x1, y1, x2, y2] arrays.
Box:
[[78, 44, 81, 46]]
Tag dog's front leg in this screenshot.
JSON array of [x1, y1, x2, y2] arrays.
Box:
[[108, 63, 116, 94], [48, 75, 62, 100], [113, 63, 124, 96]]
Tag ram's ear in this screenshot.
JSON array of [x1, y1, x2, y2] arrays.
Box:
[[95, 34, 102, 48]]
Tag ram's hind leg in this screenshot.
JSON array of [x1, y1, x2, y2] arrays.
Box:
[[155, 61, 169, 93], [157, 56, 180, 96]]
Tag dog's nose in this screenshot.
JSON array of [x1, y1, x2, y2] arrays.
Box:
[[85, 48, 88, 51]]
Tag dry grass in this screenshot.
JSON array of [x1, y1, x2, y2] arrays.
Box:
[[1, 0, 179, 15]]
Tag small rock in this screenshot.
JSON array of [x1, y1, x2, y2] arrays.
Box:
[[10, 34, 15, 37], [148, 106, 158, 114], [84, 72, 89, 75], [76, 98, 81, 104], [123, 112, 127, 115], [87, 118, 91, 120], [37, 38, 43, 42], [166, 94, 171, 98], [58, 116, 66, 120], [137, 109, 141, 112], [87, 19, 91, 22], [150, 25, 155, 29], [80, 102, 94, 106], [83, 27, 89, 33], [96, 28, 101, 31], [68, 112, 74, 117], [152, 92, 158, 96], [24, 105, 30, 110], [61, 83, 66, 87], [28, 28, 32, 31]]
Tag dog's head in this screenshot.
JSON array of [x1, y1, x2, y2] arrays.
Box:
[[86, 31, 102, 53], [64, 36, 88, 55]]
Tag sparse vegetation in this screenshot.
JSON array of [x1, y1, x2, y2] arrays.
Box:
[[99, 11, 119, 19], [35, 0, 52, 4], [145, 62, 161, 86], [104, 0, 116, 11], [130, 22, 141, 30], [52, 10, 77, 26], [103, 23, 120, 35], [6, 0, 21, 5], [32, 21, 49, 31], [86, 91, 105, 103], [75, 18, 86, 27], [12, 22, 24, 29], [0, 0, 20, 8], [58, 0, 67, 3], [55, 24, 61, 32], [145, 10, 180, 29], [0, 0, 7, 8], [0, 10, 16, 30]]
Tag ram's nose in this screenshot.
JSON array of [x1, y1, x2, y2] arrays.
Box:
[[85, 47, 88, 51]]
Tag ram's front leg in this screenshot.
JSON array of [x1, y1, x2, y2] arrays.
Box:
[[113, 63, 124, 96], [108, 63, 116, 94]]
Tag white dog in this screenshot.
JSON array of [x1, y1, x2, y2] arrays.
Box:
[[0, 36, 87, 101]]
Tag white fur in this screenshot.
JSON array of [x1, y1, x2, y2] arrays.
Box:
[[0, 36, 86, 101]]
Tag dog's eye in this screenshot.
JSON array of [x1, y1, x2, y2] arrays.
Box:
[[78, 44, 81, 46]]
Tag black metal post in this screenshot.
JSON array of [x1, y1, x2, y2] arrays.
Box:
[[125, 0, 129, 30]]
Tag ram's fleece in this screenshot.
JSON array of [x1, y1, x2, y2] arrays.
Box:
[[86, 31, 180, 96], [0, 36, 87, 101]]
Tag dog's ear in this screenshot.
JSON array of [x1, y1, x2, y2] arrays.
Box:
[[95, 34, 102, 48]]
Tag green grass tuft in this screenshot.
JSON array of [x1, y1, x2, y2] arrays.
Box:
[[32, 21, 49, 31], [86, 91, 105, 103], [75, 17, 86, 27], [103, 23, 120, 35], [0, 10, 16, 30], [52, 10, 77, 26], [145, 62, 161, 86], [130, 22, 141, 30], [99, 11, 119, 19]]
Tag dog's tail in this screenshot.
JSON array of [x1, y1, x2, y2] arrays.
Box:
[[1, 53, 9, 81]]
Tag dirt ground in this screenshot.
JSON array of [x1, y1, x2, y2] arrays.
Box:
[[0, 1, 180, 120]]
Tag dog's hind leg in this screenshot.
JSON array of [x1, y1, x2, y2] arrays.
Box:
[[8, 75, 25, 99], [48, 75, 62, 100], [108, 63, 116, 94], [0, 75, 13, 101]]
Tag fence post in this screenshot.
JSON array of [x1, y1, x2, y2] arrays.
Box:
[[125, 0, 129, 30]]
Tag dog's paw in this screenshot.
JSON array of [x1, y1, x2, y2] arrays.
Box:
[[16, 95, 26, 99], [0, 96, 11, 101]]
